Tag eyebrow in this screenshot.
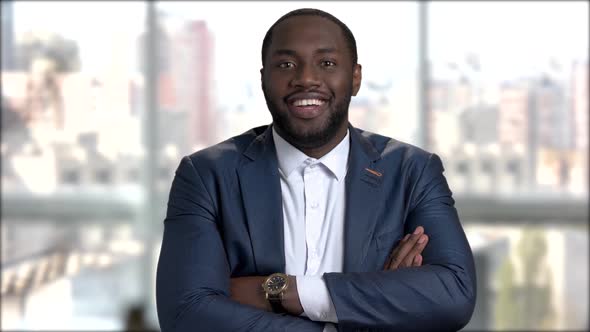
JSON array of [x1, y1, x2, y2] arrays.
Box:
[[271, 47, 339, 58], [271, 49, 297, 57]]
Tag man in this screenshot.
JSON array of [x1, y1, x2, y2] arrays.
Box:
[[156, 8, 476, 332]]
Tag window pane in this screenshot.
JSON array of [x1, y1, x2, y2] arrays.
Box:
[[156, 1, 419, 158], [1, 1, 147, 330], [465, 223, 588, 331], [5, 1, 586, 331], [428, 2, 588, 198], [429, 2, 589, 331]]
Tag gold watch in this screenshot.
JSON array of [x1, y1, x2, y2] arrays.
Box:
[[261, 273, 289, 313]]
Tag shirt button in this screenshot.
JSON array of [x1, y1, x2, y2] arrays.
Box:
[[321, 313, 328, 319], [310, 201, 319, 209]]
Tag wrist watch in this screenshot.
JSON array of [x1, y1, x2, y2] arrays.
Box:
[[261, 273, 289, 313]]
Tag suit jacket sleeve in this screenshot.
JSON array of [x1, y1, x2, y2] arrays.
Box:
[[156, 156, 323, 332], [323, 153, 476, 332]]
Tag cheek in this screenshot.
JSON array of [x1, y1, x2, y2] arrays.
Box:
[[327, 72, 353, 93], [264, 78, 288, 98], [268, 71, 293, 85], [332, 82, 352, 96]]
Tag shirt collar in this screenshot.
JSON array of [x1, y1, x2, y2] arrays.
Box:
[[319, 130, 349, 181], [272, 126, 350, 181]]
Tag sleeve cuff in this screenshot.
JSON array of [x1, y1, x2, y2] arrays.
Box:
[[296, 275, 338, 323]]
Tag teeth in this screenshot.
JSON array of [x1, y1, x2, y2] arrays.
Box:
[[293, 99, 325, 107]]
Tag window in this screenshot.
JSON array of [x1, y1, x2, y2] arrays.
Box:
[[429, 2, 588, 330], [2, 1, 146, 330], [1, 1, 587, 331]]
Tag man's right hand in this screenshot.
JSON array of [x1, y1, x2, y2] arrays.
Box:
[[383, 226, 429, 270]]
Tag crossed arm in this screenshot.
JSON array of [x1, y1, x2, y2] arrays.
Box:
[[156, 154, 476, 332], [229, 226, 430, 315]]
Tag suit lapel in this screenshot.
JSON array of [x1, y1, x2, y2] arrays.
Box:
[[237, 127, 285, 275], [343, 126, 384, 272]]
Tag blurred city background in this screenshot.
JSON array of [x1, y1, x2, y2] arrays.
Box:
[[1, 1, 588, 331]]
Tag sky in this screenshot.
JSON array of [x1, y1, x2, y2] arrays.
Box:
[[11, 1, 589, 92]]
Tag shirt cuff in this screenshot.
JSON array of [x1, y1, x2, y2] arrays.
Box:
[[323, 323, 338, 332], [296, 275, 338, 323]]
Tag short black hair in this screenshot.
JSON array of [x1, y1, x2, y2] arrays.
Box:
[[261, 8, 358, 67]]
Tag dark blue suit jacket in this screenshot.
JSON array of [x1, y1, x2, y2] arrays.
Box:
[[156, 124, 476, 332]]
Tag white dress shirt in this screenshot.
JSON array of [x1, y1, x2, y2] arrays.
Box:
[[272, 128, 349, 330]]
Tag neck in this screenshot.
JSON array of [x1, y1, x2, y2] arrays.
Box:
[[298, 129, 347, 159], [276, 123, 349, 159]]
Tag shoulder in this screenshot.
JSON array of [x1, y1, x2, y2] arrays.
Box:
[[354, 127, 447, 194], [353, 127, 437, 168], [184, 125, 269, 172]]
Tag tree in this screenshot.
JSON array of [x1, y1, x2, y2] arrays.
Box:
[[14, 31, 80, 72], [517, 227, 555, 329], [12, 31, 80, 130], [494, 227, 556, 330], [494, 258, 523, 329]]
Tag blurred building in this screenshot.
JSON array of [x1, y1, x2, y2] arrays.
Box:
[[571, 60, 588, 150], [460, 105, 498, 146], [185, 21, 215, 147], [535, 78, 569, 150], [1, 71, 144, 192], [533, 78, 570, 189], [428, 78, 473, 154], [569, 60, 589, 193], [428, 58, 587, 195], [155, 19, 216, 152], [498, 82, 529, 153], [496, 73, 584, 192], [1, 1, 15, 71]]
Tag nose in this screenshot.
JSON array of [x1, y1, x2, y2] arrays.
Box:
[[290, 64, 320, 89]]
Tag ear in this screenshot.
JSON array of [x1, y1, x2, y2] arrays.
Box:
[[351, 64, 362, 96], [260, 67, 265, 88]]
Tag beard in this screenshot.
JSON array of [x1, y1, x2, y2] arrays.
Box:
[[263, 87, 352, 150]]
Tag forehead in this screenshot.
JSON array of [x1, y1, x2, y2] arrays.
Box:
[[269, 15, 347, 54]]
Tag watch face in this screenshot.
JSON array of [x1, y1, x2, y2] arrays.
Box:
[[264, 274, 287, 295]]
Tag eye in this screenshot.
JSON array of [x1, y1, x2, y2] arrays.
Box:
[[278, 61, 295, 69], [321, 60, 336, 67]]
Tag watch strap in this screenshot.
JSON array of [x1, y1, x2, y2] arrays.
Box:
[[267, 293, 287, 314]]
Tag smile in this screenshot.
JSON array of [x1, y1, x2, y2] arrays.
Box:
[[292, 99, 326, 107], [287, 98, 328, 119]]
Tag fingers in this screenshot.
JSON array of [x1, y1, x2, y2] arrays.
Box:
[[389, 226, 422, 269], [383, 233, 410, 269], [400, 233, 428, 268], [386, 226, 429, 270], [412, 254, 422, 267]]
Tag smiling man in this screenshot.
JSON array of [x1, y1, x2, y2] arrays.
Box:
[[261, 12, 359, 159], [156, 8, 476, 332]]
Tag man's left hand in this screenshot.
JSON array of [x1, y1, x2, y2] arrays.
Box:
[[383, 226, 429, 270]]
